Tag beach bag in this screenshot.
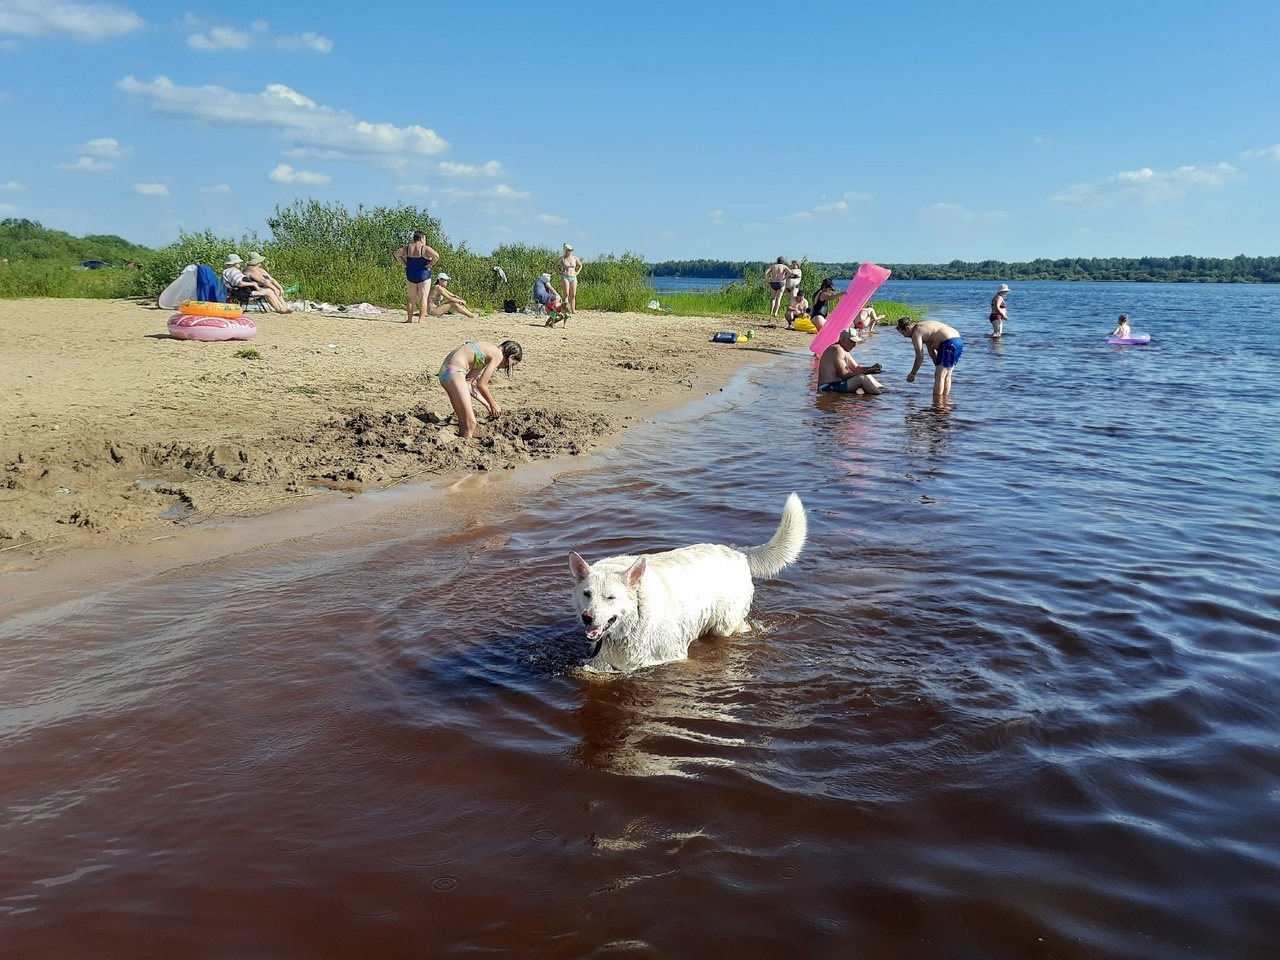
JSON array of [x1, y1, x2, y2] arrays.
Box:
[[711, 331, 741, 343], [503, 299, 518, 313]]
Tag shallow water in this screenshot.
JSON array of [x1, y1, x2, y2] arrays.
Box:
[[3, 281, 1280, 958]]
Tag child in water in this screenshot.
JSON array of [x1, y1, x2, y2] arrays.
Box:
[[1111, 313, 1131, 337]]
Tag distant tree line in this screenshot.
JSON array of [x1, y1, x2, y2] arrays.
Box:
[[0, 218, 149, 264], [649, 255, 1280, 283]]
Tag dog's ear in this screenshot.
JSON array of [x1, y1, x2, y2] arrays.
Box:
[[569, 551, 591, 583], [625, 556, 646, 589]]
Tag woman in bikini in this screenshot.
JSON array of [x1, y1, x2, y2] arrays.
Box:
[[427, 274, 476, 318], [437, 339, 522, 439], [394, 231, 440, 323], [786, 260, 803, 297], [556, 244, 583, 314], [764, 257, 791, 318]]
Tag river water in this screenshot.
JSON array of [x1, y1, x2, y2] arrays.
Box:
[[3, 281, 1279, 958]]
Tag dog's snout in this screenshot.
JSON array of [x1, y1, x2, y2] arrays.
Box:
[[581, 610, 594, 625]]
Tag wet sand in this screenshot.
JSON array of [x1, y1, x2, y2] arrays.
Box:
[[0, 298, 795, 572]]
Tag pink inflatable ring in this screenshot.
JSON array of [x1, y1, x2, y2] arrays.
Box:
[[168, 313, 258, 342]]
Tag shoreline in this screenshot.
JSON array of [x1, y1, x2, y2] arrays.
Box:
[[0, 297, 801, 579]]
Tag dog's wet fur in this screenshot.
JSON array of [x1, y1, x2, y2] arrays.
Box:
[[568, 494, 807, 673]]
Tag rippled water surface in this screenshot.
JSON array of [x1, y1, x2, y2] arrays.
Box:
[[4, 281, 1280, 958]]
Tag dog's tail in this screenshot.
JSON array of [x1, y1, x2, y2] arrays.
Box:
[[742, 493, 808, 579]]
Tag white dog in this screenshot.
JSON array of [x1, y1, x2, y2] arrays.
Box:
[[568, 493, 808, 673]]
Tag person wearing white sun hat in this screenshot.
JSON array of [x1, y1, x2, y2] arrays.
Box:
[[989, 283, 1010, 338], [427, 272, 476, 318], [223, 253, 291, 313], [555, 243, 583, 315]]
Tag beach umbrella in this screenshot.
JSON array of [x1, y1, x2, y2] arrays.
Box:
[[808, 262, 892, 356]]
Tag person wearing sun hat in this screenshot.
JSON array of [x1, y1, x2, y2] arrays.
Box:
[[427, 272, 476, 318], [816, 326, 884, 395], [555, 243, 583, 315], [989, 283, 1010, 338], [244, 251, 287, 303], [222, 253, 292, 313]]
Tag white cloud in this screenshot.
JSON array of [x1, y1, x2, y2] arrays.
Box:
[[118, 76, 449, 165], [395, 183, 431, 195], [188, 26, 252, 51], [1053, 163, 1236, 205], [0, 0, 144, 40], [842, 191, 874, 202], [1241, 143, 1280, 161], [0, 202, 16, 214], [814, 200, 848, 214], [133, 182, 168, 195], [250, 19, 269, 32], [489, 184, 530, 200], [276, 31, 332, 53], [439, 160, 502, 178], [1032, 136, 1055, 146], [269, 163, 329, 185], [78, 136, 125, 157], [2, 180, 22, 190], [536, 213, 567, 224], [199, 183, 231, 194], [58, 155, 114, 172], [778, 211, 812, 221]]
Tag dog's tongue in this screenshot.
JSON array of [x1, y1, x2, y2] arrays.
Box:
[[585, 626, 603, 640]]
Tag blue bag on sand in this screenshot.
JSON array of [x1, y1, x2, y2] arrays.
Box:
[[711, 331, 740, 343]]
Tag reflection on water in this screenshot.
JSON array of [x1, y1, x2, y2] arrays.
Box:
[[3, 281, 1280, 958]]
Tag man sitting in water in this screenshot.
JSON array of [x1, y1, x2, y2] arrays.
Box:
[[896, 317, 963, 400], [816, 328, 885, 395]]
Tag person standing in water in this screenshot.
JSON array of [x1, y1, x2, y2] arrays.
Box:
[[556, 244, 583, 315], [897, 317, 963, 401], [395, 231, 440, 323], [764, 257, 791, 319], [989, 283, 1009, 338]]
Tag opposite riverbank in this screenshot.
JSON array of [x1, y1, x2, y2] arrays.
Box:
[[1, 298, 801, 571]]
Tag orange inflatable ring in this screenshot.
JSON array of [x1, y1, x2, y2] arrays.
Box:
[[179, 299, 244, 319], [168, 313, 257, 342]]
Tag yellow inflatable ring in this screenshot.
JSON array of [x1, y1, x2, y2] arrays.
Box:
[[179, 300, 245, 319]]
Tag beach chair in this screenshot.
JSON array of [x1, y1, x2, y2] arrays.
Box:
[[226, 284, 272, 313]]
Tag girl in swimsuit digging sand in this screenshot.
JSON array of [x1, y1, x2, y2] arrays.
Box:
[[437, 339, 522, 438]]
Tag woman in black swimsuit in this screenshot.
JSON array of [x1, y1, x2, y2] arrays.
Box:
[[808, 278, 846, 330]]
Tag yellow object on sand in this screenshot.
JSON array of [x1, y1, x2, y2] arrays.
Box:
[[179, 300, 245, 319], [793, 317, 817, 334]]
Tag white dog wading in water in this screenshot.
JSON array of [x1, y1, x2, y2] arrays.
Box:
[[568, 493, 808, 673]]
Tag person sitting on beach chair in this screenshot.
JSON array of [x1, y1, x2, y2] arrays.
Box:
[[244, 252, 290, 304], [534, 273, 568, 327], [222, 254, 291, 314], [428, 273, 476, 318]]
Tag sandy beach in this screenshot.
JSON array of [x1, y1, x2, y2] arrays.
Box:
[[0, 298, 795, 571]]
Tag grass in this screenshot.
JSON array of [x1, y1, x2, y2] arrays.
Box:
[[233, 348, 261, 360], [1, 204, 930, 324], [0, 261, 143, 299]]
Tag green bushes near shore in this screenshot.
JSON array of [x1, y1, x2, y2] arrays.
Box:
[[0, 260, 142, 299], [0, 207, 924, 327]]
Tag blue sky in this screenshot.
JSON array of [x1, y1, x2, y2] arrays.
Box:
[[1, 0, 1278, 263]]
